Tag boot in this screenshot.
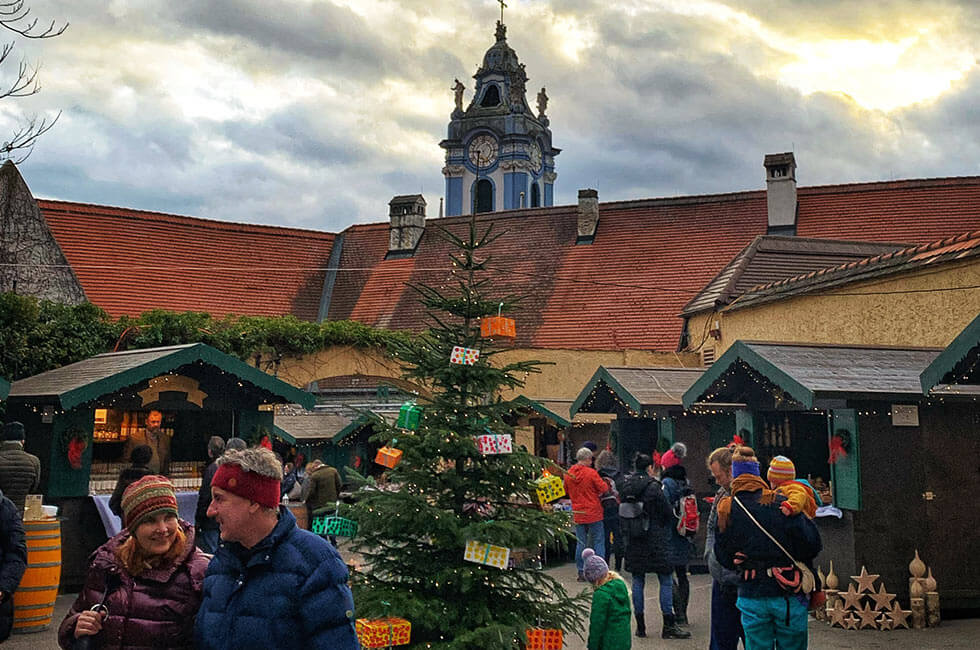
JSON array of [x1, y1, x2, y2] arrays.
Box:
[[634, 612, 646, 638], [662, 614, 691, 639], [675, 611, 688, 626]]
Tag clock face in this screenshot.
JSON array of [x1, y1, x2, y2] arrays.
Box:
[[468, 134, 498, 168], [529, 142, 542, 171]]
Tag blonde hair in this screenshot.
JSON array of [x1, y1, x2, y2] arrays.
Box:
[[707, 445, 734, 470]]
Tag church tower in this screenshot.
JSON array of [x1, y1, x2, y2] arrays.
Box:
[[441, 20, 558, 216]]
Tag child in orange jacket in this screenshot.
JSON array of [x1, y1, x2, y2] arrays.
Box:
[[767, 456, 822, 519]]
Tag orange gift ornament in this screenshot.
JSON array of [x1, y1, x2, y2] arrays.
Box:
[[526, 627, 563, 650], [481, 303, 516, 339], [375, 445, 403, 468]]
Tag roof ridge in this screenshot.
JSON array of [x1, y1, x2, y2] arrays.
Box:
[[800, 174, 980, 195], [744, 340, 944, 352]]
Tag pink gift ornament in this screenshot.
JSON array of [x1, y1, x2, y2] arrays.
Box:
[[475, 434, 498, 454], [450, 345, 480, 365]]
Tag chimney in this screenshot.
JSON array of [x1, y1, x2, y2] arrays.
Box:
[[764, 152, 797, 235], [388, 194, 426, 255], [577, 188, 598, 243]]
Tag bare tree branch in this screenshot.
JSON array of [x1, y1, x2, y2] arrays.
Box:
[[0, 1, 67, 39]]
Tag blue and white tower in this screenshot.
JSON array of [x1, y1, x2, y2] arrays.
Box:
[[441, 21, 559, 216]]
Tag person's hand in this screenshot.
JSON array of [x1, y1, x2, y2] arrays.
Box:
[[780, 501, 794, 516], [733, 551, 756, 581], [74, 609, 105, 638]]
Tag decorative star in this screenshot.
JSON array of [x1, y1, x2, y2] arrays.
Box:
[[877, 613, 895, 630], [857, 602, 879, 629], [887, 602, 912, 629], [869, 583, 896, 610], [841, 583, 864, 610], [843, 612, 860, 630], [829, 606, 848, 628], [851, 566, 880, 593]]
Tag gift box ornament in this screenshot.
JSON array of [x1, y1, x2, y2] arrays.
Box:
[[356, 617, 411, 648], [526, 628, 563, 650], [475, 433, 512, 455], [450, 345, 480, 365], [396, 401, 422, 430], [481, 315, 516, 339], [312, 514, 358, 538], [533, 475, 566, 505], [463, 539, 511, 570], [375, 445, 403, 468]]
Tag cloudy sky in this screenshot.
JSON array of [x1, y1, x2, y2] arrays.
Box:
[[4, 0, 980, 231]]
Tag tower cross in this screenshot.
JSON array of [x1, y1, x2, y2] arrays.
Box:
[[498, 0, 507, 23]]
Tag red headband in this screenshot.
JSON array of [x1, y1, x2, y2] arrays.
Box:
[[212, 463, 280, 510]]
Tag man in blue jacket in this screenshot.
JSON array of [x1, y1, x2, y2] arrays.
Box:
[[714, 446, 821, 650], [195, 447, 359, 649]]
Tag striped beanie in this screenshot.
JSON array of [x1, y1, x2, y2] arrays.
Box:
[[767, 455, 796, 481], [121, 475, 178, 531]]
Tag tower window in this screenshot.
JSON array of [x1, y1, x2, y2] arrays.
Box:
[[474, 179, 493, 213], [480, 85, 501, 107], [531, 183, 540, 208]]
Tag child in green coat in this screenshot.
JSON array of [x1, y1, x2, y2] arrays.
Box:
[[583, 547, 632, 650]]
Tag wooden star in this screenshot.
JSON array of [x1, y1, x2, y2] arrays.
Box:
[[843, 612, 860, 630], [840, 583, 864, 610], [829, 606, 848, 628], [887, 601, 912, 629], [869, 583, 896, 610], [851, 566, 880, 593], [877, 613, 895, 630], [857, 602, 879, 629]]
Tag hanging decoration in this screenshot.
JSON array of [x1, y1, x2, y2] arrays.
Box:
[[61, 427, 90, 470], [475, 433, 513, 455], [396, 401, 422, 430], [355, 617, 412, 648], [526, 627, 564, 650], [375, 444, 403, 469], [450, 345, 480, 365], [480, 303, 516, 340], [533, 473, 565, 505], [829, 429, 851, 464], [463, 539, 511, 569]]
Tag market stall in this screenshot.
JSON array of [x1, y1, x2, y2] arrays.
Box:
[[6, 342, 314, 588]]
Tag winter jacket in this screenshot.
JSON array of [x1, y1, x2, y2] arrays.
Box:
[[194, 506, 358, 650], [196, 461, 220, 531], [596, 466, 622, 520], [0, 441, 40, 513], [564, 463, 607, 524], [58, 520, 210, 649], [714, 474, 822, 599], [587, 573, 632, 650], [108, 465, 154, 517], [620, 473, 672, 576], [705, 485, 739, 587], [774, 480, 820, 519], [0, 492, 27, 643], [303, 464, 343, 516], [661, 468, 695, 566]]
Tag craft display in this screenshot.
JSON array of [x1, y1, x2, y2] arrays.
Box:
[[525, 628, 563, 650], [450, 346, 480, 365], [475, 433, 513, 455], [463, 539, 511, 570], [375, 445, 403, 469], [821, 563, 912, 631], [356, 617, 412, 648], [533, 474, 565, 505], [396, 401, 422, 430]]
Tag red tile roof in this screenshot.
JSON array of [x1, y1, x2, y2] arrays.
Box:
[[39, 200, 335, 320]]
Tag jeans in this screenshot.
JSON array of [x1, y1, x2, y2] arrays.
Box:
[[603, 516, 623, 569], [710, 580, 744, 650], [574, 521, 605, 572], [736, 595, 808, 650], [196, 527, 220, 554], [631, 571, 673, 615]]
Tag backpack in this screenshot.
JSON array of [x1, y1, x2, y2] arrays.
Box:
[[599, 476, 619, 514], [675, 488, 699, 537], [618, 474, 652, 536]]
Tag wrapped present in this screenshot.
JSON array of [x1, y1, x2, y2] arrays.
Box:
[[450, 345, 480, 365], [375, 446, 403, 468], [463, 539, 511, 570], [526, 628, 563, 650], [396, 401, 422, 430], [312, 514, 358, 538], [356, 617, 411, 648], [480, 315, 516, 339], [475, 433, 512, 455], [495, 433, 512, 453], [533, 475, 565, 505]]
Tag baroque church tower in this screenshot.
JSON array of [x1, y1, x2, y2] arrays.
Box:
[[441, 21, 558, 216]]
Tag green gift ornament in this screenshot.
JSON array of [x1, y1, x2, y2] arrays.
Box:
[[397, 401, 422, 430]]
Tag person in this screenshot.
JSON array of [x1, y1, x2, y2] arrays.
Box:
[[595, 449, 624, 571], [714, 446, 822, 650], [0, 421, 41, 514], [767, 456, 821, 519], [195, 447, 358, 649], [224, 437, 247, 452], [108, 444, 154, 517], [660, 441, 694, 626], [195, 435, 226, 553], [705, 445, 744, 650], [582, 547, 631, 650], [58, 475, 210, 649], [281, 461, 297, 498], [0, 489, 27, 643], [582, 440, 598, 467], [124, 410, 173, 475], [620, 453, 689, 640], [564, 447, 607, 581]]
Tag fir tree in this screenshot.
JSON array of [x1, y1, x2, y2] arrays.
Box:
[[348, 217, 587, 648]]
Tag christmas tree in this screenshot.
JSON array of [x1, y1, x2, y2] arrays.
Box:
[[348, 217, 587, 648]]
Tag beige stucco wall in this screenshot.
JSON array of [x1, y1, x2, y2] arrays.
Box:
[[272, 345, 700, 401], [685, 258, 980, 358]]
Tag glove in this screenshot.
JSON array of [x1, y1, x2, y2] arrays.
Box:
[[780, 501, 794, 516], [733, 551, 756, 581]]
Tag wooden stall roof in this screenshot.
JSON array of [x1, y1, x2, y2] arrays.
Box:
[[513, 396, 571, 427], [572, 366, 706, 416], [8, 343, 314, 410], [0, 376, 8, 400], [683, 341, 943, 409], [920, 310, 980, 394]]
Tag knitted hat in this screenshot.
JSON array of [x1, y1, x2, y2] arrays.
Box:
[[212, 462, 280, 509], [660, 442, 687, 469], [582, 548, 609, 583], [121, 475, 178, 531], [767, 455, 796, 481], [2, 421, 25, 441], [732, 446, 760, 478]]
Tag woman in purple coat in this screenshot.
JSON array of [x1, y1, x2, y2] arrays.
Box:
[[59, 475, 210, 649]]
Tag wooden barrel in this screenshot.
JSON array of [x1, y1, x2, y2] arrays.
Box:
[[288, 502, 309, 530], [12, 519, 62, 634]]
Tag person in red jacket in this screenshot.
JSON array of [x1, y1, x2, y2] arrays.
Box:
[[565, 446, 609, 581]]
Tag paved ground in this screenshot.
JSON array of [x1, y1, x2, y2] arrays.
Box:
[[7, 563, 980, 648]]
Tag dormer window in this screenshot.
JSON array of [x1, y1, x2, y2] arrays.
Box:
[[480, 85, 501, 107]]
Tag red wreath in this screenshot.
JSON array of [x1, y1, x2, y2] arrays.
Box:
[[259, 434, 273, 450], [828, 430, 851, 464], [60, 429, 90, 470]]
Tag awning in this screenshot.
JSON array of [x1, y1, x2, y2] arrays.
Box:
[[8, 343, 314, 410], [0, 377, 8, 401], [513, 396, 571, 427], [920, 312, 980, 394], [682, 341, 942, 410], [571, 366, 705, 416], [275, 409, 397, 445]]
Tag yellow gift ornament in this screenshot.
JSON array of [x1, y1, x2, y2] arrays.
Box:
[[463, 539, 511, 570], [533, 473, 565, 505], [355, 617, 411, 648]]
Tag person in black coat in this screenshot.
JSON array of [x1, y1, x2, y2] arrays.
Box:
[[0, 490, 27, 642], [620, 454, 690, 640], [595, 449, 624, 571], [108, 444, 154, 517]]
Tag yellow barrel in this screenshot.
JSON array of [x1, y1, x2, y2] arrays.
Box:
[[288, 502, 309, 530], [12, 518, 62, 634]]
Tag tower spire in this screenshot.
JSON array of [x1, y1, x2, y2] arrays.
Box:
[[498, 0, 507, 23]]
